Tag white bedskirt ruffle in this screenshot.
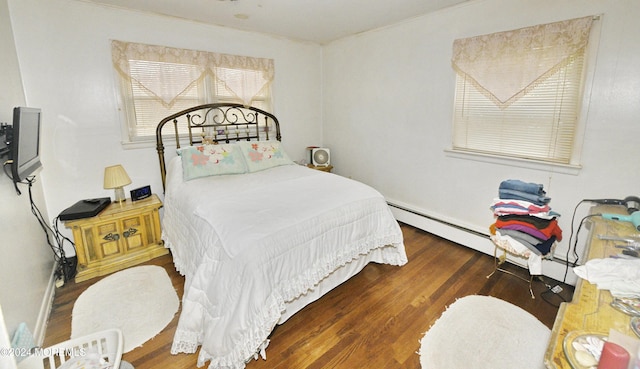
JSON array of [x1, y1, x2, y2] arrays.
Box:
[[162, 161, 407, 369]]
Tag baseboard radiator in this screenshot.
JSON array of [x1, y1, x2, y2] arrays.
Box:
[[386, 201, 577, 285]]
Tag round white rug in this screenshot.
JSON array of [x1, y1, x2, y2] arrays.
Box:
[[419, 295, 550, 369], [72, 265, 180, 353]]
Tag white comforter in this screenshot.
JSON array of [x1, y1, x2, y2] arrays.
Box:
[[162, 158, 407, 369]]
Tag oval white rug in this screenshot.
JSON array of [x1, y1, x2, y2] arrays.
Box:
[[419, 295, 550, 369], [71, 265, 180, 353]]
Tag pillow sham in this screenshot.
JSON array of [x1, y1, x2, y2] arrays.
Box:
[[238, 140, 294, 172], [178, 144, 247, 180]]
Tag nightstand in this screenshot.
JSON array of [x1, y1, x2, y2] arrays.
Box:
[[307, 164, 333, 172], [64, 194, 168, 282]]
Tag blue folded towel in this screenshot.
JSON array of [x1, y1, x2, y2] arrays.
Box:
[[499, 179, 546, 196]]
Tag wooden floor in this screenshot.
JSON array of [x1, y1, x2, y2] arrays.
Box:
[[43, 223, 574, 368]]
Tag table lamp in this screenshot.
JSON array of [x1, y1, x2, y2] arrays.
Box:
[[104, 164, 131, 203]]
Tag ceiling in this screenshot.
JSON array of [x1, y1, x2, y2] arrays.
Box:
[[82, 0, 470, 44]]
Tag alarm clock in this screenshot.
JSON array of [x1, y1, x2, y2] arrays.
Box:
[[130, 185, 152, 201]]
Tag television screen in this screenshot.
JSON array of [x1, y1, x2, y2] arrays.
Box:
[[11, 107, 43, 183]]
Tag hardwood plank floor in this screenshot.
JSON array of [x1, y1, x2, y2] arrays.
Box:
[[43, 223, 573, 368]]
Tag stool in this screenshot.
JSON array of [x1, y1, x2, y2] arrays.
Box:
[[486, 244, 536, 299], [487, 232, 549, 299]]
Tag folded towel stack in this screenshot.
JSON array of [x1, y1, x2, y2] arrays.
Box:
[[489, 179, 562, 274]]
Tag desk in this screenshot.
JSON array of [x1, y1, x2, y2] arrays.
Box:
[[545, 205, 636, 368]]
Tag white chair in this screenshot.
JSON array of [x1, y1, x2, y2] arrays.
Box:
[[17, 329, 123, 369]]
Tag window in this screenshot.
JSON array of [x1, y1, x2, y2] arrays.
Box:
[[450, 16, 596, 166], [112, 40, 274, 143]]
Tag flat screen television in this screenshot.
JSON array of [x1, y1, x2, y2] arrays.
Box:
[[10, 107, 43, 183]]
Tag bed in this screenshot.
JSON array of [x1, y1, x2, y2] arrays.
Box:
[[155, 103, 407, 369]]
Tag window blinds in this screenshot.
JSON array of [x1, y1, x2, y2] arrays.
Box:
[[451, 17, 595, 164], [111, 40, 274, 140]]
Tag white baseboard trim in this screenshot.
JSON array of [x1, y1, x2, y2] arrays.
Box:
[[387, 200, 577, 286], [32, 263, 57, 346]]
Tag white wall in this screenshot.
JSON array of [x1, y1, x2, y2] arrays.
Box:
[[8, 0, 323, 246], [323, 0, 640, 280], [6, 0, 640, 341], [0, 0, 55, 342], [5, 0, 322, 343]]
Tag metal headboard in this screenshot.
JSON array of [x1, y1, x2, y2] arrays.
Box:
[[155, 103, 282, 191]]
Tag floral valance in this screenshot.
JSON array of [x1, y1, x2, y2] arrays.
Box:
[[111, 40, 274, 107], [451, 16, 594, 108]]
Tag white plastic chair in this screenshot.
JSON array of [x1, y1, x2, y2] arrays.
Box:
[[17, 329, 123, 369]]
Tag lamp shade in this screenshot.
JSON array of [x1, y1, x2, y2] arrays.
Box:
[[103, 164, 131, 189]]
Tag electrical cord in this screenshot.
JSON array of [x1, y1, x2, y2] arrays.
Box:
[[537, 276, 569, 308], [2, 160, 10, 175], [21, 175, 77, 282], [2, 159, 21, 195], [562, 199, 602, 283], [565, 200, 586, 273], [533, 199, 603, 307]]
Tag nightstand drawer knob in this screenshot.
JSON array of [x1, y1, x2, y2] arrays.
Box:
[[103, 233, 120, 241], [123, 228, 138, 238]]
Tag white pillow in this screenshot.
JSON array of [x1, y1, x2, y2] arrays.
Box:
[[238, 141, 294, 172]]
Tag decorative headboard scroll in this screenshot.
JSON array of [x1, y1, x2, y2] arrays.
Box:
[[156, 103, 281, 190]]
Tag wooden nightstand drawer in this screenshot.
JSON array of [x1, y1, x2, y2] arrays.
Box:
[[64, 194, 168, 282]]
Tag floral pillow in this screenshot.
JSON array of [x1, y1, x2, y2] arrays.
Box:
[[178, 144, 247, 180], [238, 141, 294, 172]]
